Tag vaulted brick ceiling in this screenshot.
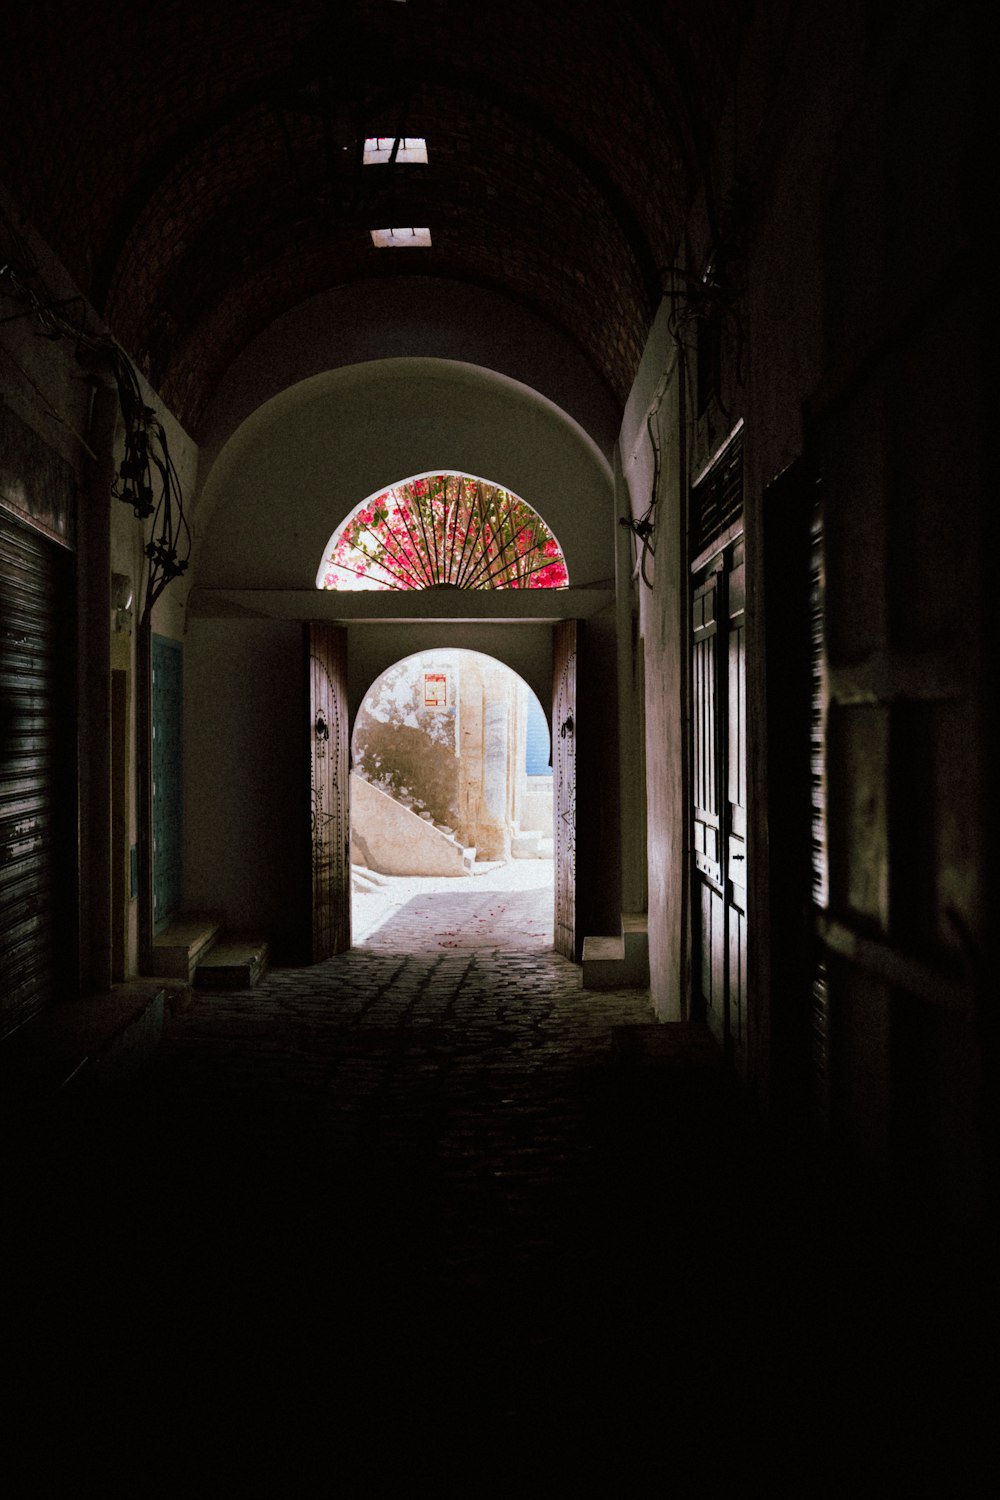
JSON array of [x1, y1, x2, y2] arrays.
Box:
[[2, 0, 745, 436]]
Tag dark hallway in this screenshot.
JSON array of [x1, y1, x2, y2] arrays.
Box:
[[1, 3, 993, 1491], [3, 923, 991, 1494]]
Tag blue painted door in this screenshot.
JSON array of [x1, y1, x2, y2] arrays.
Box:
[[151, 635, 183, 933]]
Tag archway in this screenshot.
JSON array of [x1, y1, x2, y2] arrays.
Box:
[[349, 648, 553, 949], [184, 359, 605, 965]]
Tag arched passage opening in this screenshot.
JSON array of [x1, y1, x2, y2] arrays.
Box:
[[184, 358, 613, 967], [350, 648, 554, 950]]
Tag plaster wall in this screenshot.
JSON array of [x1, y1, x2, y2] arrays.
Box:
[[191, 360, 614, 593], [195, 278, 620, 472], [183, 617, 308, 962], [520, 780, 553, 835], [1, 187, 199, 987], [575, 604, 623, 943], [352, 651, 462, 835], [619, 0, 987, 1215], [620, 309, 685, 1020], [183, 613, 598, 956], [351, 774, 468, 877], [353, 650, 549, 860], [346, 623, 554, 733]]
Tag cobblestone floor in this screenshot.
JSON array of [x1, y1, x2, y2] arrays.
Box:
[[2, 870, 991, 1495]]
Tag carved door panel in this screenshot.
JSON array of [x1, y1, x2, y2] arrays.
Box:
[[692, 569, 726, 1043], [725, 542, 747, 1068], [692, 535, 747, 1063], [308, 622, 350, 960], [553, 618, 577, 960]]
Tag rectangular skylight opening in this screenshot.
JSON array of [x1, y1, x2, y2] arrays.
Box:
[[370, 227, 432, 248], [363, 137, 428, 165]]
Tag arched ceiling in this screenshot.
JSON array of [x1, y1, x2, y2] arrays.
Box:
[[2, 1, 747, 437]]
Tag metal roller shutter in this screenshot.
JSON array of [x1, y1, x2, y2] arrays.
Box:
[[0, 509, 75, 1038]]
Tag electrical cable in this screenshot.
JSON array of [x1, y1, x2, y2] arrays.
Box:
[[1, 203, 191, 625]]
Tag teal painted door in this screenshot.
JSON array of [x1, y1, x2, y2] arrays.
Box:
[[151, 635, 183, 933]]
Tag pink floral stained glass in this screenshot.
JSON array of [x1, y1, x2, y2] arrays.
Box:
[[319, 475, 568, 591]]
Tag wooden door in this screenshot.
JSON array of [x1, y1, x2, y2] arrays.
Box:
[[553, 619, 577, 960], [761, 458, 827, 1119], [691, 535, 747, 1062], [725, 541, 747, 1069], [307, 622, 350, 960], [692, 567, 726, 1042]]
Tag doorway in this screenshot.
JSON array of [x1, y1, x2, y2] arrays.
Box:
[[689, 427, 747, 1068], [349, 648, 554, 949]]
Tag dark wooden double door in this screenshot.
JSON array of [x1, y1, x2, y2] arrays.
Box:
[[308, 622, 351, 960], [307, 620, 578, 962], [692, 535, 747, 1065]]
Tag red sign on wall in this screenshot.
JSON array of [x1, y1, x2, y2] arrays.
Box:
[[424, 672, 447, 708]]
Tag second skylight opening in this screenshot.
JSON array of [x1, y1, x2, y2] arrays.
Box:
[[363, 137, 428, 165], [371, 227, 432, 247]]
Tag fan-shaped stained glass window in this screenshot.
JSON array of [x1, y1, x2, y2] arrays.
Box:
[[317, 474, 569, 592]]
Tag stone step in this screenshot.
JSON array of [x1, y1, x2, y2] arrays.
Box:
[[194, 937, 269, 990], [580, 934, 626, 989], [622, 912, 649, 974], [581, 913, 649, 990], [0, 982, 168, 1115], [148, 912, 223, 983]]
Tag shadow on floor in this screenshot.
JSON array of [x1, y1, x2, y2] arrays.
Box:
[[1, 952, 992, 1495]]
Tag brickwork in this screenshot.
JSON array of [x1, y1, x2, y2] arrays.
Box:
[[0, 1, 744, 433]]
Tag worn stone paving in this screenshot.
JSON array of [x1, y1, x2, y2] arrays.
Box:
[[351, 856, 555, 949], [2, 873, 990, 1495]]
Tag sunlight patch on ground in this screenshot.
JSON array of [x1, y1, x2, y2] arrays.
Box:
[[352, 858, 554, 947]]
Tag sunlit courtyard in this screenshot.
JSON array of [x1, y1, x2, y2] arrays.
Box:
[[352, 856, 555, 949]]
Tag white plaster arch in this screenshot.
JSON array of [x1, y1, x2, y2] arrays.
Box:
[[350, 645, 551, 754], [192, 358, 614, 592], [195, 278, 621, 475], [345, 623, 555, 730]]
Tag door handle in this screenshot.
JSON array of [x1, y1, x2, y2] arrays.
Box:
[[315, 712, 330, 741], [732, 853, 744, 861], [560, 714, 574, 739]]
